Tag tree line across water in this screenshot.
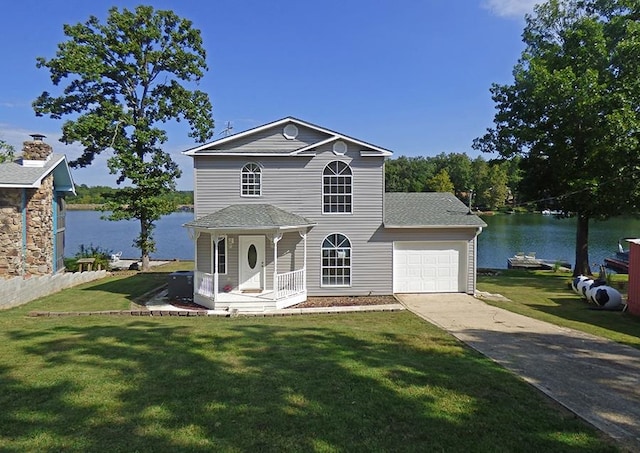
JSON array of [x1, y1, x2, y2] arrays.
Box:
[[68, 153, 521, 211]]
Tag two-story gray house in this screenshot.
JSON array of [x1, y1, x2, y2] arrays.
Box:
[[183, 117, 486, 311]]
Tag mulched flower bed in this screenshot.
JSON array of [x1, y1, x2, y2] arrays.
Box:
[[293, 295, 398, 308]]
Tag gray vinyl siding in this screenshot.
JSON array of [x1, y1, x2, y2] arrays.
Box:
[[214, 125, 327, 152], [194, 142, 389, 296]]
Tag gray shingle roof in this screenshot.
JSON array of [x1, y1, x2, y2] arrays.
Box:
[[0, 154, 74, 193], [185, 204, 316, 230], [384, 192, 486, 228]]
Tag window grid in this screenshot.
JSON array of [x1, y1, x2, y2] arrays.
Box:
[[323, 161, 352, 213], [321, 233, 351, 287], [241, 163, 261, 196]]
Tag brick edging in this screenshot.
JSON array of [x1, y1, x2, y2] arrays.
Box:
[[27, 304, 406, 318]]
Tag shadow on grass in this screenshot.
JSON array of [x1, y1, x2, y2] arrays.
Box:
[[0, 315, 616, 452]]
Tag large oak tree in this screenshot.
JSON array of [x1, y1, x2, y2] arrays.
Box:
[[34, 5, 214, 270], [474, 0, 640, 275]]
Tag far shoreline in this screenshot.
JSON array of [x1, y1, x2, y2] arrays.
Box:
[[67, 204, 194, 211]]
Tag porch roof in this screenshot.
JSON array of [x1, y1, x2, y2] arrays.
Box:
[[184, 204, 316, 231]]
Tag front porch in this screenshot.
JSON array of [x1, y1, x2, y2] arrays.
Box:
[[194, 268, 307, 311], [184, 204, 316, 312]]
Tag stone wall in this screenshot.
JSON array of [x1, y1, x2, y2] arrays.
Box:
[[25, 175, 55, 276], [0, 190, 23, 277], [0, 174, 55, 278]]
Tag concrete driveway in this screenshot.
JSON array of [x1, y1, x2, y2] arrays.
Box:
[[396, 293, 640, 450]]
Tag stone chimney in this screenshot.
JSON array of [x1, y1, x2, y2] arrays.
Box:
[[22, 134, 52, 166]]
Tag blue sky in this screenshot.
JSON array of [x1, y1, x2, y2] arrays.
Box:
[[0, 0, 539, 190]]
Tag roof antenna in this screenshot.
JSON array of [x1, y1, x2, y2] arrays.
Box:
[[219, 121, 233, 137]]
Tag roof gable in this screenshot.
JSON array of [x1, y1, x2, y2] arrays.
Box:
[[384, 192, 486, 228], [183, 117, 393, 157], [0, 154, 76, 194]]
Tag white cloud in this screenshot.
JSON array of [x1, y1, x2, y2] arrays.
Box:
[[481, 0, 541, 18]]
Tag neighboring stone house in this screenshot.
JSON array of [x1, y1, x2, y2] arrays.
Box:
[[182, 117, 486, 311], [0, 136, 75, 278]]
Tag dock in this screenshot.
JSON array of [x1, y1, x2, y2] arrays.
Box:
[[507, 254, 571, 270]]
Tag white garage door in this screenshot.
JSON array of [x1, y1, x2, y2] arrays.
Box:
[[393, 241, 466, 293]]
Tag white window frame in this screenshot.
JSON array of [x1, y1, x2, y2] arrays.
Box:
[[241, 162, 262, 197], [321, 233, 352, 287], [322, 161, 352, 214], [216, 236, 228, 275]]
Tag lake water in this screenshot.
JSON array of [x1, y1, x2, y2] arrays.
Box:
[[66, 210, 640, 270], [66, 210, 196, 261]]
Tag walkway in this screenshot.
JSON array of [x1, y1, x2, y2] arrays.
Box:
[[396, 293, 640, 450]]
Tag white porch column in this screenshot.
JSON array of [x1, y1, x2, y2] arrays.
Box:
[[271, 232, 282, 299], [299, 230, 307, 291], [212, 234, 219, 302]]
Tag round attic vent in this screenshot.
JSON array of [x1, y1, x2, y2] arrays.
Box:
[[283, 124, 298, 140], [333, 141, 347, 155]]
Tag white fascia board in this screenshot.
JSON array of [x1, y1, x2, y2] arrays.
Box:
[[188, 151, 315, 157], [290, 136, 339, 155], [361, 149, 393, 157], [182, 116, 394, 157], [0, 182, 39, 188]]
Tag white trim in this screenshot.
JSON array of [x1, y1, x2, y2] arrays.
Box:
[[283, 124, 298, 139], [291, 136, 339, 155], [240, 162, 262, 197], [182, 117, 393, 157], [333, 141, 347, 155], [322, 160, 353, 215]]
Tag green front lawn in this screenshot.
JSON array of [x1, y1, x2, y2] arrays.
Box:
[[478, 270, 640, 349], [0, 266, 619, 451]]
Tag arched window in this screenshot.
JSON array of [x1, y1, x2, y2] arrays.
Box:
[[322, 161, 352, 213], [241, 162, 261, 196], [321, 233, 351, 286]]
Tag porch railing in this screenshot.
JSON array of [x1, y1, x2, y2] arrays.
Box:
[[195, 271, 213, 298], [276, 268, 305, 300], [195, 269, 305, 301]]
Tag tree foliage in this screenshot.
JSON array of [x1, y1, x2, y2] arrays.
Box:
[[474, 0, 640, 275], [0, 139, 15, 163], [427, 169, 455, 193], [33, 6, 214, 269], [69, 184, 193, 206], [385, 152, 513, 209]]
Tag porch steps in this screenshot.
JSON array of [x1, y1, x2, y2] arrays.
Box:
[[216, 301, 277, 312]]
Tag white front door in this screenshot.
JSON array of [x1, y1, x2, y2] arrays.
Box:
[[239, 236, 265, 291]]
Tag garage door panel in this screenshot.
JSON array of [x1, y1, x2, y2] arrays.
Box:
[[393, 241, 466, 293]]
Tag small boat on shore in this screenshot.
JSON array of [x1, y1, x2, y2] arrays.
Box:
[[507, 252, 571, 270], [603, 239, 631, 274]]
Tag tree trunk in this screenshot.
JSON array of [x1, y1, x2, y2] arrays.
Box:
[[140, 217, 151, 271], [573, 212, 591, 276]]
